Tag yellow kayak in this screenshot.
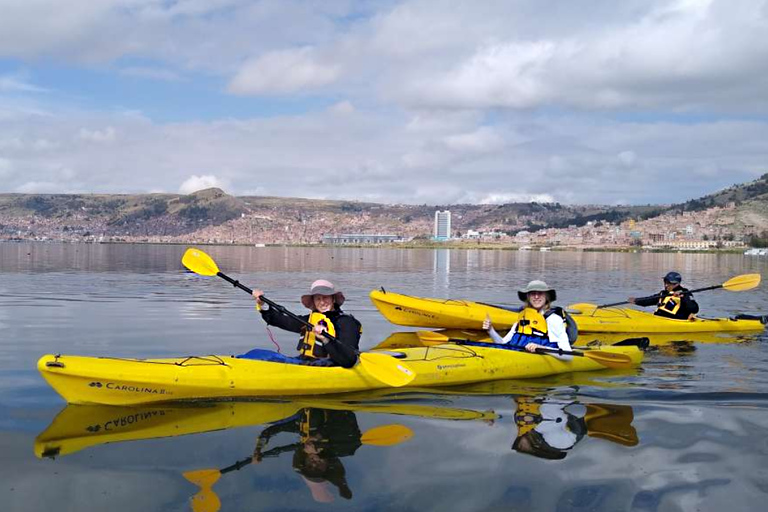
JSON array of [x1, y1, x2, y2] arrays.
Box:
[[375, 329, 758, 349], [38, 343, 642, 406], [35, 397, 497, 459], [370, 289, 766, 333]]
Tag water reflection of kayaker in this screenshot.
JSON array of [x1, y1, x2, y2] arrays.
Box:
[[252, 280, 361, 368], [184, 409, 411, 512], [512, 397, 638, 460], [252, 408, 362, 502], [628, 271, 700, 320]]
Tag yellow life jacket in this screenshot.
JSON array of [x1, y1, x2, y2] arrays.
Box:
[[657, 293, 682, 315], [297, 312, 337, 359], [299, 408, 311, 443], [299, 408, 323, 444], [514, 397, 543, 437], [515, 308, 549, 337]]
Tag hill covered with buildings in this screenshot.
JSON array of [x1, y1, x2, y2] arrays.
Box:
[[2, 174, 768, 249]]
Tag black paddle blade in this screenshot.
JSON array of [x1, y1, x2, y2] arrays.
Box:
[[612, 337, 650, 349]]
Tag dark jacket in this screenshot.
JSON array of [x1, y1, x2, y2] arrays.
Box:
[[634, 285, 699, 320], [256, 409, 361, 500], [261, 306, 360, 368]]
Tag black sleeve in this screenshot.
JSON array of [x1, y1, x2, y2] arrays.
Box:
[[682, 293, 699, 315], [634, 291, 663, 308], [318, 410, 363, 458], [260, 306, 307, 334], [260, 443, 302, 459], [257, 415, 301, 443], [324, 315, 361, 369]]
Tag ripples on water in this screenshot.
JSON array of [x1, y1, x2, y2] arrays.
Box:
[[2, 243, 768, 511]]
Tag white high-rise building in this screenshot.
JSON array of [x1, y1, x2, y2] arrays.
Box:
[[434, 210, 451, 240]]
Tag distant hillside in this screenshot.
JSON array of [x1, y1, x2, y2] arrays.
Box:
[[667, 173, 768, 213], [0, 188, 247, 237], [2, 176, 768, 242]]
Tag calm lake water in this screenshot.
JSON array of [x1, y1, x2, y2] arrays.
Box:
[[2, 243, 768, 512]]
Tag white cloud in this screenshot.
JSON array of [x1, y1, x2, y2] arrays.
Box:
[[443, 128, 504, 154], [78, 127, 116, 143], [1, 101, 767, 205], [327, 101, 355, 115], [0, 137, 23, 150], [16, 181, 59, 193], [1, 1, 768, 206], [227, 47, 341, 95], [33, 138, 61, 151], [119, 67, 181, 81], [0, 73, 48, 93], [0, 157, 13, 177], [388, 0, 768, 111], [618, 151, 637, 167], [179, 175, 227, 194], [473, 193, 557, 205]]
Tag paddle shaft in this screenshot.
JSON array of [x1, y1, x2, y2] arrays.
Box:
[[447, 338, 587, 358], [216, 271, 341, 344], [599, 284, 721, 309]]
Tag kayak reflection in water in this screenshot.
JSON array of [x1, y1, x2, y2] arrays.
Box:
[[252, 280, 362, 367], [252, 408, 361, 502], [511, 397, 639, 460]]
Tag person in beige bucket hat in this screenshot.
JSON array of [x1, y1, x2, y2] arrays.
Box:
[[516, 280, 557, 303], [483, 279, 573, 355], [300, 280, 346, 309], [252, 280, 361, 368]]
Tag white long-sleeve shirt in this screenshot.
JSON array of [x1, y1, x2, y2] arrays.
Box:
[[488, 312, 572, 354]]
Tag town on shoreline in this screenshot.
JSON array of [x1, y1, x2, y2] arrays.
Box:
[[2, 175, 768, 252]]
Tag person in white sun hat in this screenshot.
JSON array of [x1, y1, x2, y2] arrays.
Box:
[[253, 280, 361, 367], [482, 280, 573, 354]]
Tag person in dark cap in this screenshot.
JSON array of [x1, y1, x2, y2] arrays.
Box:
[[483, 280, 574, 354], [252, 279, 361, 367], [628, 271, 699, 320]]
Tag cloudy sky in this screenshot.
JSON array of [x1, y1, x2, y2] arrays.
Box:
[[1, 0, 767, 205]]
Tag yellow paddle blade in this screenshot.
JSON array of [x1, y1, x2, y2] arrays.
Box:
[[584, 403, 639, 447], [416, 331, 448, 344], [182, 247, 220, 277], [360, 353, 416, 387], [183, 468, 221, 488], [566, 303, 599, 313], [722, 273, 761, 292], [360, 424, 414, 446], [582, 350, 633, 369], [190, 488, 221, 512]]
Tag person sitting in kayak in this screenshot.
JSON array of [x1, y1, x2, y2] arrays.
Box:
[[482, 280, 572, 353], [252, 280, 361, 368], [628, 271, 700, 320]]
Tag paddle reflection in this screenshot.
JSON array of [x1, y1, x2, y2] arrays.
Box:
[[511, 396, 638, 460]]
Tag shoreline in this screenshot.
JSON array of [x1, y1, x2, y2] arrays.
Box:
[[0, 238, 751, 254]]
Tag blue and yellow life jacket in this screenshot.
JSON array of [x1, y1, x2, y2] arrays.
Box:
[[508, 308, 559, 349]]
